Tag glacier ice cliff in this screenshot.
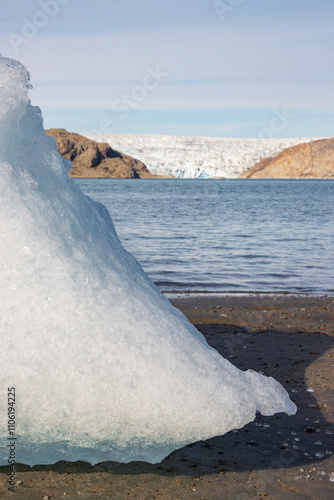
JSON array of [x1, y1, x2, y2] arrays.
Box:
[[85, 133, 321, 179]]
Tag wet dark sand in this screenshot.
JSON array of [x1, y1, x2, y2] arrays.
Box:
[[1, 294, 333, 499]]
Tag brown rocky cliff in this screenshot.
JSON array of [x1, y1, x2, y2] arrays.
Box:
[[45, 128, 157, 178], [240, 138, 334, 179]]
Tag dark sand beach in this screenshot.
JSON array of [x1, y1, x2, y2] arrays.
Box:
[[1, 294, 333, 499]]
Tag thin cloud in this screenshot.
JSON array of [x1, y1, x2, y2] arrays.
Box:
[[1, 0, 332, 136]]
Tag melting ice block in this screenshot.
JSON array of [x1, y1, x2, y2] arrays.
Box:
[[0, 55, 297, 466]]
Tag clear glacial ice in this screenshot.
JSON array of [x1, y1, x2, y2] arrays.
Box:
[[0, 54, 296, 466]]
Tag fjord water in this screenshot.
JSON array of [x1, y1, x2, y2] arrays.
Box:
[[76, 179, 334, 295]]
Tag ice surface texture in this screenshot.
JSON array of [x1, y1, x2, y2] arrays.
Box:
[[85, 133, 320, 179], [0, 55, 296, 466]]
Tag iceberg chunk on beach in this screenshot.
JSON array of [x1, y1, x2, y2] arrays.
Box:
[[0, 55, 296, 466]]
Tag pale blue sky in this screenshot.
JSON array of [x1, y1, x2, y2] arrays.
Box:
[[1, 0, 333, 137]]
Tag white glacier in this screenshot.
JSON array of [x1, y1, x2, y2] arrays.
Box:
[[85, 133, 322, 179], [0, 54, 296, 466]]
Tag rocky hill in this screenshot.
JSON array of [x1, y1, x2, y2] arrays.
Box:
[[241, 138, 334, 179], [45, 129, 157, 178]]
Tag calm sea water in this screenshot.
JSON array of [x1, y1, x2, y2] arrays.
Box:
[[75, 179, 334, 295]]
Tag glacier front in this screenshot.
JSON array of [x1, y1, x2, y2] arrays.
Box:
[[0, 54, 296, 466], [85, 133, 322, 179]]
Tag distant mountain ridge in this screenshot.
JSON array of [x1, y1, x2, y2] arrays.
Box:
[[48, 130, 332, 179], [85, 133, 323, 179], [46, 129, 158, 178], [241, 138, 334, 179]]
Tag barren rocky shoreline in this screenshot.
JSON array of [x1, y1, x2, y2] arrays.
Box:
[[45, 129, 161, 179], [242, 138, 334, 179], [47, 129, 334, 179]]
